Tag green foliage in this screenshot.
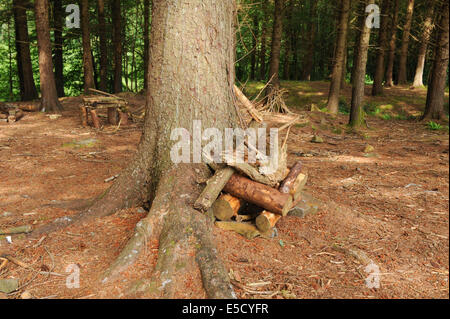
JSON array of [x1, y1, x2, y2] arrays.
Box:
[[426, 121, 443, 131]]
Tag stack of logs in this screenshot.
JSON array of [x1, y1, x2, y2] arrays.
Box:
[[195, 160, 307, 239], [0, 103, 24, 123]]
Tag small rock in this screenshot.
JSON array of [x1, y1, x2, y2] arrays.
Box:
[[364, 144, 375, 153], [311, 135, 324, 143], [20, 291, 33, 299], [0, 279, 18, 294], [137, 207, 146, 214]]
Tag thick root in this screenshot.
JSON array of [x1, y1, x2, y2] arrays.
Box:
[[102, 164, 236, 299]]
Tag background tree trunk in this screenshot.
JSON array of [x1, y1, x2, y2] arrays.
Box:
[[250, 12, 259, 80], [385, 0, 400, 87], [301, 0, 317, 81], [97, 0, 108, 92], [52, 0, 64, 97], [112, 0, 122, 93], [372, 0, 392, 96], [258, 0, 268, 81], [266, 0, 284, 96], [13, 0, 38, 101], [412, 2, 435, 88], [422, 2, 449, 120], [34, 0, 63, 112], [397, 0, 415, 85], [327, 0, 351, 114], [80, 0, 95, 94], [349, 0, 374, 128]]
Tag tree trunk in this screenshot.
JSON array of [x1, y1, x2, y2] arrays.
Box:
[[112, 0, 122, 93], [422, 2, 449, 120], [326, 0, 351, 114], [266, 0, 284, 96], [250, 12, 259, 80], [349, 0, 374, 128], [52, 0, 64, 97], [31, 0, 239, 299], [258, 0, 268, 81], [81, 0, 96, 94], [143, 0, 151, 90], [372, 0, 392, 96], [301, 0, 317, 81], [34, 0, 63, 112], [97, 0, 108, 92], [397, 0, 415, 85], [13, 0, 38, 101], [385, 0, 400, 87], [412, 2, 435, 88]]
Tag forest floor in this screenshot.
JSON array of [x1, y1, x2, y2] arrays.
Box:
[[0, 81, 448, 299]]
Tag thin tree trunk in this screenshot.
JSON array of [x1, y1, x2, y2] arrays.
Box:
[[412, 2, 435, 88], [422, 2, 449, 120], [266, 0, 284, 96], [301, 0, 317, 81], [372, 0, 392, 95], [112, 0, 122, 93], [250, 12, 259, 80], [349, 0, 374, 128], [397, 0, 415, 85], [80, 0, 95, 94], [13, 0, 38, 101], [258, 0, 268, 81], [34, 0, 63, 112], [97, 0, 108, 92], [327, 0, 351, 114], [53, 0, 64, 97], [385, 0, 400, 87]]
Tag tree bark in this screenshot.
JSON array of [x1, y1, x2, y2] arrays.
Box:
[[13, 0, 38, 101], [385, 0, 400, 87], [372, 0, 392, 96], [81, 0, 96, 94], [52, 0, 64, 97], [412, 2, 436, 88], [250, 12, 259, 80], [258, 0, 268, 81], [422, 2, 449, 120], [349, 0, 374, 128], [266, 0, 284, 96], [97, 0, 108, 92], [34, 0, 63, 112], [112, 0, 122, 93], [397, 0, 415, 85], [143, 0, 151, 90], [326, 0, 351, 114]]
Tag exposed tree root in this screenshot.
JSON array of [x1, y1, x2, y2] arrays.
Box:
[[101, 164, 236, 299]]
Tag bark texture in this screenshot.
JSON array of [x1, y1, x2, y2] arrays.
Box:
[[81, 0, 96, 94], [385, 0, 400, 87], [266, 0, 284, 96], [422, 2, 449, 120], [327, 0, 351, 114], [34, 0, 63, 112], [53, 0, 64, 97], [97, 0, 108, 92], [372, 0, 391, 96], [397, 0, 415, 85]]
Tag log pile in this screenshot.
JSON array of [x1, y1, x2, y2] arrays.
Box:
[[194, 87, 309, 239], [0, 103, 24, 123]]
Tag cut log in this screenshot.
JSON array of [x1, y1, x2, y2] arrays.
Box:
[[223, 174, 293, 216], [119, 111, 129, 126], [90, 109, 101, 129], [80, 106, 88, 127], [225, 161, 278, 187], [212, 194, 243, 221], [255, 211, 282, 233], [0, 225, 32, 235], [279, 161, 308, 202], [215, 221, 260, 240], [108, 107, 119, 125], [194, 167, 235, 212]]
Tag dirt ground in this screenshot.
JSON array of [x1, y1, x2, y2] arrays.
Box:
[[0, 82, 448, 299]]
